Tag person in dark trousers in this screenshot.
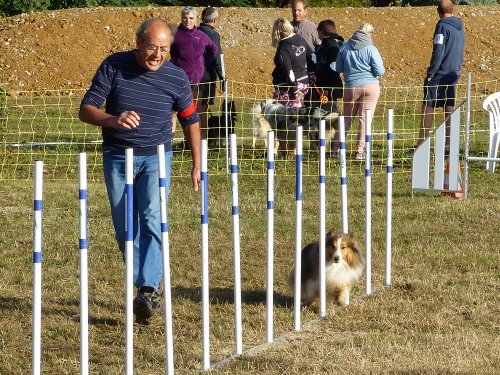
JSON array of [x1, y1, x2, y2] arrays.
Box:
[[414, 0, 465, 153], [198, 6, 225, 106], [79, 18, 201, 323], [311, 19, 344, 113]]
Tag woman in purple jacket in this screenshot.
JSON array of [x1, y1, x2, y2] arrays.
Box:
[[170, 6, 218, 139]]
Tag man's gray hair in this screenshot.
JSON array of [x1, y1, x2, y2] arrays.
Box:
[[201, 7, 218, 23], [135, 17, 171, 40]]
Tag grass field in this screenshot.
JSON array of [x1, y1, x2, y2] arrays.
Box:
[[0, 160, 498, 374]]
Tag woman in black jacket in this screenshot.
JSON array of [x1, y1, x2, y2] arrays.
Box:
[[312, 19, 344, 113], [271, 17, 309, 109]]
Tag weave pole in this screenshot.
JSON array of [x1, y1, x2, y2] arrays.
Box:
[[78, 153, 89, 375], [338, 116, 349, 233], [229, 134, 243, 355], [157, 144, 175, 375], [32, 161, 43, 375], [364, 110, 372, 296], [294, 126, 303, 331], [385, 110, 394, 287], [318, 120, 327, 318], [220, 53, 230, 173], [266, 131, 275, 343], [200, 139, 210, 370], [125, 148, 134, 374]]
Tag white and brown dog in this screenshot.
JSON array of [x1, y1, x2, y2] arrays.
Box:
[[287, 231, 364, 308]]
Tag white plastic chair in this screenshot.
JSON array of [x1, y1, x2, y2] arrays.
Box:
[[482, 92, 500, 172]]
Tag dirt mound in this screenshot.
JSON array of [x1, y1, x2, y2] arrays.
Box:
[[0, 6, 499, 94]]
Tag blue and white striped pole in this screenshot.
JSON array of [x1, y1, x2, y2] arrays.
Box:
[[266, 131, 275, 343], [364, 110, 372, 296], [229, 134, 243, 355], [220, 53, 230, 173], [339, 116, 349, 234], [318, 120, 327, 318], [385, 109, 394, 287], [294, 126, 303, 331], [157, 144, 174, 375], [125, 148, 134, 374], [32, 160, 43, 375], [200, 139, 210, 371], [78, 153, 89, 375]]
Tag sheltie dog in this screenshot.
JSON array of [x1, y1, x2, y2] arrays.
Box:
[[207, 99, 237, 148], [251, 99, 339, 157], [287, 231, 364, 308]]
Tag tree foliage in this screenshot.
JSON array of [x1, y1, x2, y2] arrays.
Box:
[[1, 0, 498, 18]]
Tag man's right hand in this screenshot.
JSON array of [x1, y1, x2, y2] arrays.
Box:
[[111, 111, 140, 129]]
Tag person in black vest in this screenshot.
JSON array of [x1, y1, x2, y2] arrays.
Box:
[[311, 19, 344, 113], [198, 6, 225, 107]]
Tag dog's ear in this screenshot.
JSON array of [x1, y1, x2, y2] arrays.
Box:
[[325, 230, 338, 247], [343, 248, 355, 267], [347, 234, 363, 256]]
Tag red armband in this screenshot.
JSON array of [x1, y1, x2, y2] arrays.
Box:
[[178, 101, 196, 119]]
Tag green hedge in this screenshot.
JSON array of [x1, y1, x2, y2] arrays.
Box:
[[1, 0, 498, 18]]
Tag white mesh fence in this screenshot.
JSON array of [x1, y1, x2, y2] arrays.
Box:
[[1, 78, 498, 180]]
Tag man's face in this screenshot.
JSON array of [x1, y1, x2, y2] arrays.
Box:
[[292, 2, 307, 23], [136, 22, 172, 72]]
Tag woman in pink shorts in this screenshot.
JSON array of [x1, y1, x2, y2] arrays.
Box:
[[332, 22, 385, 160]]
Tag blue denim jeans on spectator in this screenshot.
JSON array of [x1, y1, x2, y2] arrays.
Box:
[[103, 149, 173, 291]]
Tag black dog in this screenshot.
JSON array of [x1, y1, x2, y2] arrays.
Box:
[[207, 100, 237, 148]]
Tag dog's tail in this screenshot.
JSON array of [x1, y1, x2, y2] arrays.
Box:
[[251, 100, 269, 149]]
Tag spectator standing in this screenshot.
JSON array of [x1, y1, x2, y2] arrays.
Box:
[[271, 17, 309, 108], [170, 6, 218, 139], [312, 19, 344, 113], [413, 0, 465, 152], [198, 6, 225, 106], [79, 18, 201, 322], [291, 0, 320, 55], [332, 22, 385, 160]]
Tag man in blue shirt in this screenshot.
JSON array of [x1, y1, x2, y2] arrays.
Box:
[[79, 17, 201, 323], [415, 0, 465, 151]]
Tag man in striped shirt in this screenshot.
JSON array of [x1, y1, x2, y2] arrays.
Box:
[[79, 17, 200, 323]]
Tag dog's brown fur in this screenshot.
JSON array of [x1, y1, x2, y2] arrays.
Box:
[[287, 231, 364, 308]]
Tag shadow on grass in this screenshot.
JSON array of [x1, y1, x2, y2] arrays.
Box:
[[0, 288, 293, 327], [0, 296, 120, 326], [172, 286, 294, 308]]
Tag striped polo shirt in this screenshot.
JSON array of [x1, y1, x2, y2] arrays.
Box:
[[81, 50, 199, 154]]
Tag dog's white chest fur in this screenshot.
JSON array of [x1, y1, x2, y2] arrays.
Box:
[[325, 261, 363, 290]]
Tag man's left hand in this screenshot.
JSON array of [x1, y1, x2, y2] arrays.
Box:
[[192, 165, 201, 192]]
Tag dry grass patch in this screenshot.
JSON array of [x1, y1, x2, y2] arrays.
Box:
[[0, 168, 498, 374]]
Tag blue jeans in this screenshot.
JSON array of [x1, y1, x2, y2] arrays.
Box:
[[103, 149, 173, 290]]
